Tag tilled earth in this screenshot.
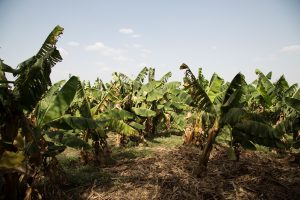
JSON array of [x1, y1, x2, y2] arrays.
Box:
[[56, 144, 300, 200]]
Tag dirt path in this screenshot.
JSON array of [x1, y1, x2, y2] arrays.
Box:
[[65, 145, 300, 200]]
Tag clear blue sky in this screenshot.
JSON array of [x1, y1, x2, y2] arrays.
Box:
[[1, 0, 300, 84]]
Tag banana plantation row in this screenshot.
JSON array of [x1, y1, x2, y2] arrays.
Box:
[[1, 26, 299, 199]]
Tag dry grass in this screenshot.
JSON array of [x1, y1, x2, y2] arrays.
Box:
[[47, 135, 300, 200]]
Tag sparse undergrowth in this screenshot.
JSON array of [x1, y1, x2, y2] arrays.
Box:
[[48, 135, 300, 200], [55, 135, 183, 187]]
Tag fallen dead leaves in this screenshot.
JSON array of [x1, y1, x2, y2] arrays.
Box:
[[51, 143, 300, 200]]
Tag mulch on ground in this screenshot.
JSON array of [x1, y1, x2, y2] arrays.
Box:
[[59, 144, 300, 200]]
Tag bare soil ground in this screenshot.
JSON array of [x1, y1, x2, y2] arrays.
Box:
[[49, 137, 300, 200]]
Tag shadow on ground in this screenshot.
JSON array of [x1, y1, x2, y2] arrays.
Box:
[[57, 144, 300, 200]]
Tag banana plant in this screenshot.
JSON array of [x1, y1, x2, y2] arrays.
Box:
[[112, 67, 149, 111], [89, 76, 143, 137], [44, 76, 143, 163], [248, 70, 299, 145], [130, 69, 191, 137], [107, 74, 155, 137], [250, 70, 298, 124], [180, 64, 227, 145], [33, 76, 109, 134], [276, 91, 300, 148], [0, 26, 65, 200], [180, 64, 290, 175], [111, 67, 190, 139]]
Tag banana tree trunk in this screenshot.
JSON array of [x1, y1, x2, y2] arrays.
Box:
[[93, 140, 100, 165], [84, 129, 91, 143], [144, 117, 153, 137], [199, 128, 218, 166], [3, 173, 19, 200], [196, 119, 219, 177], [151, 116, 159, 135]]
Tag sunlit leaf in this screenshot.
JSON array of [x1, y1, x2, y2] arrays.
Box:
[[0, 151, 24, 170], [132, 107, 156, 117]]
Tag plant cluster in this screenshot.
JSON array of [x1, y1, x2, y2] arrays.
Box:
[[0, 26, 299, 199], [180, 64, 300, 175]]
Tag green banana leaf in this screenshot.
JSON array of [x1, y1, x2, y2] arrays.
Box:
[[138, 81, 162, 95], [170, 102, 188, 110], [275, 116, 300, 135], [266, 71, 272, 79], [255, 69, 275, 106], [47, 115, 106, 130], [233, 120, 285, 148], [36, 25, 64, 58], [222, 73, 246, 111], [161, 81, 181, 94], [159, 72, 172, 84], [129, 121, 145, 130], [207, 73, 224, 103], [285, 97, 300, 112], [35, 76, 80, 127], [0, 151, 25, 170], [148, 67, 155, 82], [292, 88, 300, 99], [132, 107, 156, 117], [197, 67, 209, 89], [221, 107, 248, 126], [109, 120, 139, 136], [101, 109, 134, 120], [180, 63, 213, 112], [74, 81, 92, 118], [35, 80, 65, 123], [133, 67, 148, 90], [175, 91, 193, 105], [13, 26, 64, 111], [113, 72, 132, 84], [42, 141, 66, 157], [147, 90, 164, 102], [274, 75, 289, 99], [285, 84, 298, 98]]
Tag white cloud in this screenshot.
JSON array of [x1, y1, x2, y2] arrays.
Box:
[[86, 42, 105, 51], [132, 34, 141, 38], [119, 28, 141, 38], [99, 66, 110, 72], [114, 55, 134, 62], [280, 45, 300, 53], [140, 49, 152, 58], [67, 41, 80, 47], [141, 49, 152, 54], [119, 28, 134, 34], [210, 46, 217, 50], [85, 42, 123, 57], [253, 54, 277, 62], [137, 63, 148, 67], [133, 44, 142, 48], [86, 42, 135, 64], [57, 47, 68, 57], [93, 61, 105, 66]]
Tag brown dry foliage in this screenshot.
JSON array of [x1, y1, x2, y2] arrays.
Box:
[[57, 144, 300, 200]]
